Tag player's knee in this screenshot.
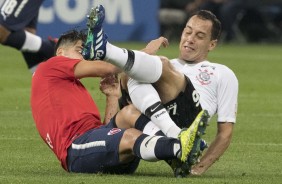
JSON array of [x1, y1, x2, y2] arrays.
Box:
[[119, 104, 141, 121], [157, 56, 180, 84], [0, 25, 10, 43], [123, 128, 142, 144], [116, 105, 141, 128], [120, 128, 142, 152], [122, 104, 140, 115], [159, 56, 175, 76]]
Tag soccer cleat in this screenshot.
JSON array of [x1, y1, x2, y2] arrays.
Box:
[[166, 159, 190, 178], [168, 111, 209, 178], [167, 138, 208, 178], [178, 110, 209, 163], [82, 5, 108, 60], [200, 139, 208, 152], [187, 110, 209, 165]]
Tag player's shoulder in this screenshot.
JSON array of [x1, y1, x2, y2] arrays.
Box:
[[170, 58, 184, 64], [204, 61, 236, 76], [36, 56, 67, 71], [207, 62, 238, 85], [170, 58, 187, 68]]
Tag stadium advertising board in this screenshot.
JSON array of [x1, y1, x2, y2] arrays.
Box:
[[37, 0, 160, 42]]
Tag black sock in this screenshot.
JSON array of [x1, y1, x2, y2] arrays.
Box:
[[134, 114, 151, 131], [22, 52, 45, 70], [134, 114, 165, 136], [4, 30, 26, 50], [38, 39, 56, 59]]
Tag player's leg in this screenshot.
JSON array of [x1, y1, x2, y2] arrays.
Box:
[[118, 62, 186, 139], [82, 5, 162, 83], [67, 127, 139, 174], [126, 80, 210, 166], [127, 78, 181, 138], [21, 26, 56, 72], [0, 0, 55, 72], [67, 125, 182, 174], [114, 104, 164, 136], [115, 106, 189, 177], [115, 105, 209, 176], [114, 106, 209, 177], [127, 112, 209, 175]]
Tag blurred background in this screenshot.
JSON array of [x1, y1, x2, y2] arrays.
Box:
[[0, 0, 281, 43], [159, 0, 282, 43], [38, 0, 282, 43]]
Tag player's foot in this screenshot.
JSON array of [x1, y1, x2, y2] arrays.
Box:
[[178, 110, 209, 163], [82, 5, 108, 60], [167, 138, 208, 178], [187, 110, 209, 165], [166, 159, 190, 178]]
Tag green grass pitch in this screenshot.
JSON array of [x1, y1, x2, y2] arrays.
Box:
[[0, 42, 282, 184]]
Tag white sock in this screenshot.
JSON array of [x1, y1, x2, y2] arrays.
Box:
[[128, 78, 181, 138], [150, 109, 181, 138], [137, 135, 181, 161], [21, 31, 42, 52], [143, 121, 162, 135], [139, 136, 161, 161], [105, 42, 162, 83]]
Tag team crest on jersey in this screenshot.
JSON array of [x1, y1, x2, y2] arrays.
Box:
[[196, 69, 213, 85], [107, 128, 122, 135]]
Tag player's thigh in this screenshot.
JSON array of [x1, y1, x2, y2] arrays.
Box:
[[0, 0, 43, 31], [67, 125, 139, 174], [67, 126, 124, 173], [155, 57, 186, 103]]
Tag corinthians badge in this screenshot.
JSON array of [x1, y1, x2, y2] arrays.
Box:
[[196, 69, 213, 85]]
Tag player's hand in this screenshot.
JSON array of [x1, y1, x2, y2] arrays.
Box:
[[142, 37, 169, 55], [190, 165, 205, 176], [100, 74, 120, 97]]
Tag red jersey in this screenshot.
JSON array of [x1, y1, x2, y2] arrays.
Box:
[[31, 56, 103, 170]]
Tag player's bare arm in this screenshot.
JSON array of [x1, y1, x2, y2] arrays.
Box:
[[74, 60, 121, 79], [191, 122, 234, 175], [100, 74, 120, 124]]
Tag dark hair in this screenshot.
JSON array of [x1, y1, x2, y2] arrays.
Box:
[[193, 10, 222, 40], [54, 29, 86, 54]]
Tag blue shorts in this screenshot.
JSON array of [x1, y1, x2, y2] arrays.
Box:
[[67, 119, 140, 174], [0, 0, 44, 31]]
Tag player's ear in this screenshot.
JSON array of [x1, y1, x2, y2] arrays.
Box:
[[208, 39, 217, 52], [56, 47, 63, 56]]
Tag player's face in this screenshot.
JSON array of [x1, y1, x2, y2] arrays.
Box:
[[58, 40, 84, 60], [179, 15, 217, 63]]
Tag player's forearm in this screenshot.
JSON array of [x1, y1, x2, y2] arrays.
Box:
[[192, 132, 232, 175], [103, 96, 119, 124]]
